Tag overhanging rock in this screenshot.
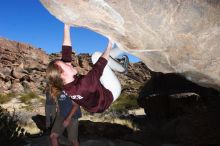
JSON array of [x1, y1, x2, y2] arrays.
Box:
[[40, 0, 220, 91]]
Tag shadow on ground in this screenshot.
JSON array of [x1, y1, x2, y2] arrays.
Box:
[[135, 72, 220, 145]]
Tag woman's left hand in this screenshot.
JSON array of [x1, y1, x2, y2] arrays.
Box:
[[107, 38, 114, 49], [63, 118, 71, 127]]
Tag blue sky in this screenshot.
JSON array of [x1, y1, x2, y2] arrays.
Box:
[[0, 0, 140, 62]]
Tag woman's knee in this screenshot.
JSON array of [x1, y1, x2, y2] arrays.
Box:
[[50, 132, 58, 140], [91, 52, 102, 64], [72, 140, 79, 146]]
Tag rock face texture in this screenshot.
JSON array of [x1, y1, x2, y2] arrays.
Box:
[[40, 0, 220, 91], [0, 38, 49, 93]]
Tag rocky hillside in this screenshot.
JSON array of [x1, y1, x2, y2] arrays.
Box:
[[0, 37, 151, 95], [0, 38, 49, 94]]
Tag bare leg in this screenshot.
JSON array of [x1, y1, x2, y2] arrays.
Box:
[[50, 133, 59, 146], [73, 140, 79, 146], [92, 52, 121, 101]]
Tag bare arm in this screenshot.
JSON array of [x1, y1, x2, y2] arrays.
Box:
[[63, 24, 71, 46], [62, 24, 72, 62], [101, 39, 113, 60], [63, 101, 79, 127]]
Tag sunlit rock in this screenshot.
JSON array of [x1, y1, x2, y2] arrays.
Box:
[[40, 0, 220, 91]]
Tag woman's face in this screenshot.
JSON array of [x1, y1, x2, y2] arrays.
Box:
[[55, 60, 78, 84]]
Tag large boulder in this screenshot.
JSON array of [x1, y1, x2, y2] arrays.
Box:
[[40, 0, 220, 91]]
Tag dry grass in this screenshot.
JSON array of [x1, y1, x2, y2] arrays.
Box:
[[19, 92, 39, 104], [0, 93, 16, 104]]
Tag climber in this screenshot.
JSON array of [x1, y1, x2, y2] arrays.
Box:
[[46, 24, 129, 113]]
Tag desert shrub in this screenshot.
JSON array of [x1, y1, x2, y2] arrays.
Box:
[[110, 93, 139, 114], [0, 106, 25, 146], [22, 105, 33, 111], [39, 98, 46, 104], [0, 93, 15, 104], [20, 92, 39, 104]]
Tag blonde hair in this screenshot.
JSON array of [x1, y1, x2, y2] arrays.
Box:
[[46, 60, 64, 98]]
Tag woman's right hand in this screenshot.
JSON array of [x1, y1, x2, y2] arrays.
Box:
[[101, 38, 114, 60]]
